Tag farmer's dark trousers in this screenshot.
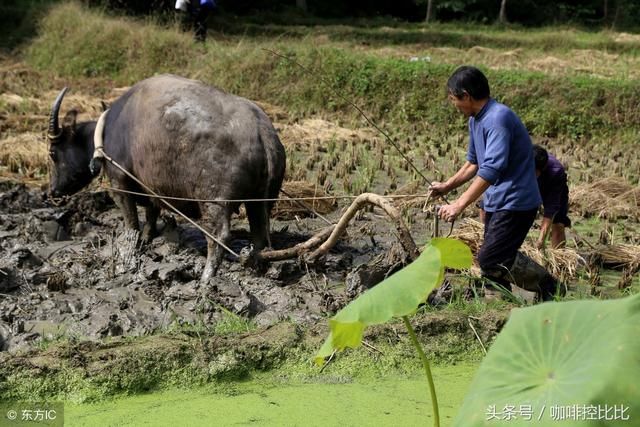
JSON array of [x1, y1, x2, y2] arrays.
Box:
[[478, 209, 537, 289]]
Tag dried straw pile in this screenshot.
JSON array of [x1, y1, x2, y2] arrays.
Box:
[[521, 246, 586, 283], [595, 243, 640, 269], [587, 177, 634, 197], [450, 218, 585, 281], [0, 132, 48, 177], [272, 180, 337, 220], [570, 177, 638, 219], [277, 119, 378, 148], [617, 187, 640, 210]]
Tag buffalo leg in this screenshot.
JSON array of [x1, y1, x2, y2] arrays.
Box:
[[142, 204, 160, 243], [246, 201, 271, 249], [111, 192, 139, 231], [201, 203, 231, 283]]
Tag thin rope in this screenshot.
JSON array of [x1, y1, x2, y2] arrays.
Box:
[[96, 149, 239, 258], [263, 48, 450, 206], [97, 184, 433, 204], [279, 187, 334, 226]]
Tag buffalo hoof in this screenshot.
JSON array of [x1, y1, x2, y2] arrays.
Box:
[[239, 245, 268, 274]]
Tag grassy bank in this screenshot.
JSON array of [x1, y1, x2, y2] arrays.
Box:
[[24, 2, 640, 147], [0, 311, 498, 403]]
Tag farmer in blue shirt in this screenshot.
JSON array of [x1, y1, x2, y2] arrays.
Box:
[[534, 144, 570, 249], [430, 66, 559, 301]]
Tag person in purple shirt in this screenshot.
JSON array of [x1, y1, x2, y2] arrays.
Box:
[[430, 66, 559, 301], [533, 144, 570, 249]]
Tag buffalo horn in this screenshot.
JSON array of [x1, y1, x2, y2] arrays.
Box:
[[48, 87, 69, 141]]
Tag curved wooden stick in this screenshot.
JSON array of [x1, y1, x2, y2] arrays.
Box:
[[307, 193, 419, 262], [257, 225, 336, 262]]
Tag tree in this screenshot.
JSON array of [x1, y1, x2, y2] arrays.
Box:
[[498, 0, 508, 23], [426, 0, 434, 23], [296, 0, 307, 12]]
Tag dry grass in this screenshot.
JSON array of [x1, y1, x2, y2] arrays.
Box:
[[277, 119, 378, 148], [595, 243, 640, 269], [521, 246, 586, 283], [0, 132, 48, 178], [617, 187, 640, 209], [450, 218, 586, 282], [570, 177, 639, 219], [587, 177, 635, 197]]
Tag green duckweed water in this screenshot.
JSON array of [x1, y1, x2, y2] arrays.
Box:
[[64, 364, 477, 426]]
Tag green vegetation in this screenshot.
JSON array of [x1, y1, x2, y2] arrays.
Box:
[[316, 238, 473, 426], [63, 364, 478, 427], [0, 313, 492, 403], [24, 2, 640, 151], [0, 0, 58, 50], [454, 293, 640, 426]]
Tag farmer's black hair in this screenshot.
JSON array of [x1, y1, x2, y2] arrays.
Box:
[[533, 144, 549, 171], [447, 66, 490, 100]]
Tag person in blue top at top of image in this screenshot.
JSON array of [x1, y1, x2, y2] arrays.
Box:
[[175, 0, 217, 42], [533, 144, 571, 249], [429, 65, 561, 301]]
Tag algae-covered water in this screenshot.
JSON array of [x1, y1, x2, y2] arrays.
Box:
[[65, 364, 477, 426]]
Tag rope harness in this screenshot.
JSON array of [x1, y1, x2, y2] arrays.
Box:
[[91, 146, 442, 259], [93, 146, 239, 258]]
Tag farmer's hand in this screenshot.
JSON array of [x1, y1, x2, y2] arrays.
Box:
[[429, 181, 450, 197], [437, 202, 463, 223]]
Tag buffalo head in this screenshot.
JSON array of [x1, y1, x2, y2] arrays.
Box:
[[47, 88, 96, 198]]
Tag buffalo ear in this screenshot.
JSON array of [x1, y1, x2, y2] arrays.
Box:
[[62, 109, 78, 129]]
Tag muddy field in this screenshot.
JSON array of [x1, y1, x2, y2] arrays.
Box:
[[0, 177, 436, 351], [0, 60, 429, 352], [1, 57, 639, 357]]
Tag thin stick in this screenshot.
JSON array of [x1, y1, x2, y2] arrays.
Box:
[[319, 349, 337, 373], [467, 317, 487, 355], [402, 316, 440, 427], [264, 48, 449, 205], [362, 340, 384, 355]]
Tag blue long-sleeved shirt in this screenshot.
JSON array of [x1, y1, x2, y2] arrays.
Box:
[[467, 99, 541, 212]]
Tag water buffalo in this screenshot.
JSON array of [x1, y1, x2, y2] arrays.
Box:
[[47, 74, 286, 282]]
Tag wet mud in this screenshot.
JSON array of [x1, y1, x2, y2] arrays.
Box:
[[0, 180, 422, 352]]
